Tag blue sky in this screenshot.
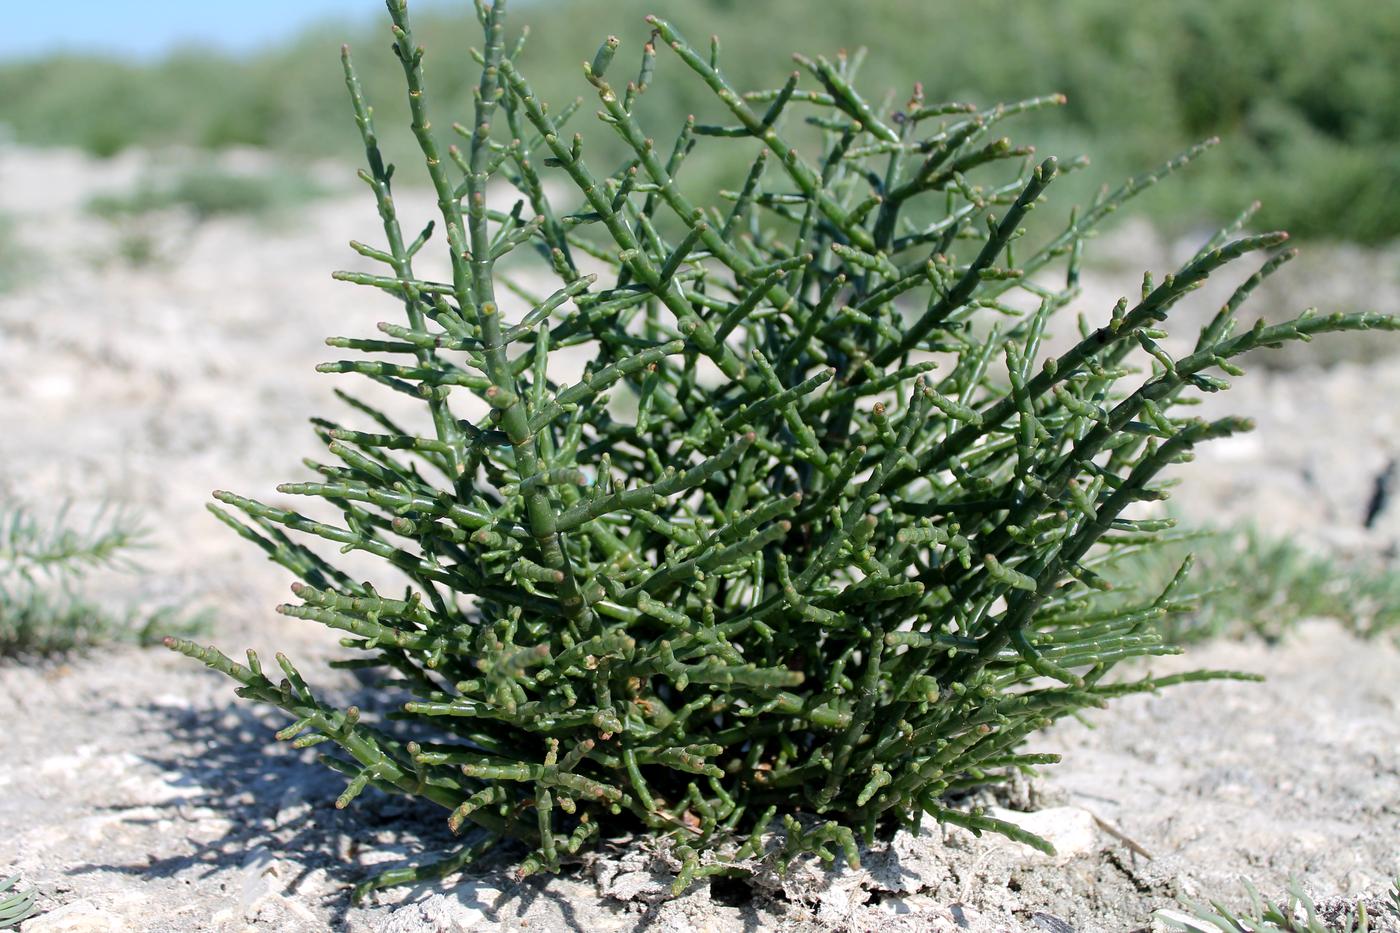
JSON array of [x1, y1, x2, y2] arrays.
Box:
[[2, 1, 448, 61]]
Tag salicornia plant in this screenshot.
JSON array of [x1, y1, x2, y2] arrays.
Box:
[[167, 0, 1398, 898]]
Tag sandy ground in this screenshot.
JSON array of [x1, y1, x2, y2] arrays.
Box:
[[1, 145, 1398, 931]]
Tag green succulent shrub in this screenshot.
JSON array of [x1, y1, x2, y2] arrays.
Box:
[[168, 0, 1398, 898]]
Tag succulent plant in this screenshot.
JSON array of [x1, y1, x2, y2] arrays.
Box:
[[1160, 877, 1400, 933], [168, 0, 1397, 898], [0, 875, 37, 930]]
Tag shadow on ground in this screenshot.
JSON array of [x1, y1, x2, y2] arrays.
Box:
[[59, 672, 728, 931]]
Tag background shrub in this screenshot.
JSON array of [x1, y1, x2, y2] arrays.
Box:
[[85, 165, 327, 223], [3, 0, 1399, 241], [0, 502, 207, 655], [1105, 526, 1400, 645]]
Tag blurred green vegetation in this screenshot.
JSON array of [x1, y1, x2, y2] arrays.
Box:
[[1103, 525, 1400, 645], [86, 165, 328, 221], [0, 211, 26, 293], [1, 0, 1397, 242], [0, 502, 211, 655]]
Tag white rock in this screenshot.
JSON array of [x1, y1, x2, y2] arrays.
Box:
[[115, 768, 206, 804], [873, 827, 951, 893], [274, 784, 314, 826], [147, 693, 195, 709], [374, 883, 504, 933], [868, 893, 971, 932], [38, 745, 97, 777], [30, 374, 75, 401], [21, 901, 128, 933], [982, 806, 1098, 862], [600, 869, 669, 903], [239, 844, 316, 924]]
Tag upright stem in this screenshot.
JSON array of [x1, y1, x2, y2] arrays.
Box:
[[341, 45, 465, 481], [471, 3, 591, 627]]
